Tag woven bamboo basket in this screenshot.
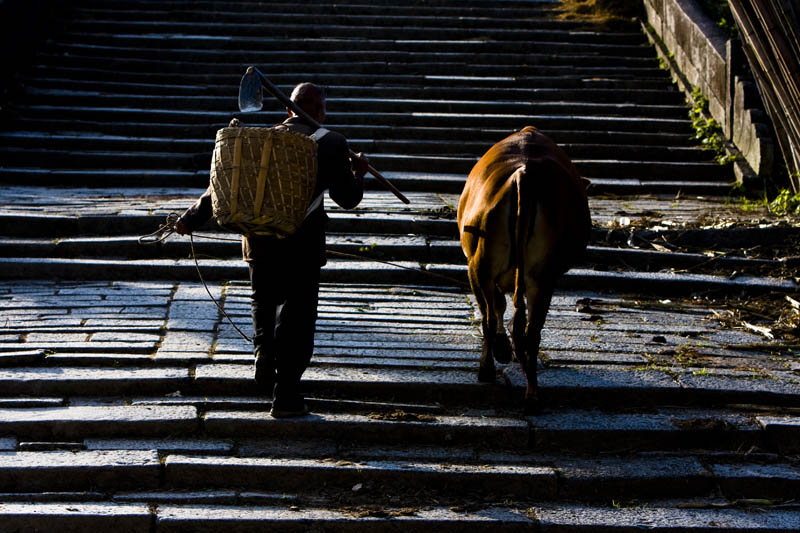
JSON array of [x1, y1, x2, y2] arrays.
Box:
[[210, 124, 318, 237]]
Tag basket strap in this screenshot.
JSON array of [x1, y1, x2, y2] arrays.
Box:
[[301, 128, 328, 219], [311, 128, 329, 141], [230, 134, 243, 217], [253, 133, 273, 218]]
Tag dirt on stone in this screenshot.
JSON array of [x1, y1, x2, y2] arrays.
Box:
[[367, 410, 438, 423]]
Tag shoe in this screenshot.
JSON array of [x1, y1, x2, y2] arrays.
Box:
[[269, 398, 310, 418]]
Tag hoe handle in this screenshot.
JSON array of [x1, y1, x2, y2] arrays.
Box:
[[248, 67, 410, 204]]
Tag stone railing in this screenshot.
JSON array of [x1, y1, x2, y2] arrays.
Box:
[[642, 0, 775, 182]]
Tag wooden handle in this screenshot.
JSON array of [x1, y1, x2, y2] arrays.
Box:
[[248, 67, 410, 204]]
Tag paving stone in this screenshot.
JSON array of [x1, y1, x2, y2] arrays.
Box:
[[557, 456, 713, 500], [203, 411, 528, 447], [166, 318, 218, 331], [534, 504, 800, 531], [84, 438, 234, 454], [43, 353, 159, 365], [757, 415, 800, 454], [0, 367, 190, 395], [156, 504, 533, 532], [236, 437, 339, 458], [677, 372, 800, 406], [0, 397, 65, 408], [0, 404, 198, 439], [0, 450, 160, 491], [164, 455, 557, 498], [157, 330, 215, 352], [0, 502, 152, 532], [114, 489, 239, 504], [710, 462, 800, 500], [510, 365, 681, 407], [0, 350, 46, 366], [89, 332, 161, 342], [193, 363, 500, 403], [0, 491, 106, 502], [541, 350, 648, 365]]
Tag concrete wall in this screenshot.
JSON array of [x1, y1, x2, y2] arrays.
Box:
[[642, 0, 775, 181]]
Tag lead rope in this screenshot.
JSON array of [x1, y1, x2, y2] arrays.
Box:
[[138, 213, 252, 343], [138, 213, 470, 343]]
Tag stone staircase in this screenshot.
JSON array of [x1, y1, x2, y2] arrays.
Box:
[[1, 0, 799, 531]]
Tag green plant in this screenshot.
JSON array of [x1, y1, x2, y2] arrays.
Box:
[[768, 189, 800, 216], [689, 87, 738, 165]]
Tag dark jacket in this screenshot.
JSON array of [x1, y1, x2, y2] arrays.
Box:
[[179, 116, 364, 264]]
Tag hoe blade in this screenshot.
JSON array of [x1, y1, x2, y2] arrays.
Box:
[[238, 68, 264, 112]]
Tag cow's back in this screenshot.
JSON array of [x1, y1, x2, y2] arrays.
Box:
[[458, 126, 590, 276]]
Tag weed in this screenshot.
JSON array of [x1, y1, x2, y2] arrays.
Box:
[[689, 87, 738, 165]]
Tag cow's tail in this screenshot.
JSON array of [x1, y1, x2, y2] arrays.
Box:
[[512, 165, 532, 319]]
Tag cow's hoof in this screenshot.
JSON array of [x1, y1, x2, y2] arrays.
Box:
[[477, 365, 495, 383], [523, 394, 541, 415], [492, 333, 512, 364]]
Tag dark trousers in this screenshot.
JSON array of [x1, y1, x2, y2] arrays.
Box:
[[248, 252, 321, 400]]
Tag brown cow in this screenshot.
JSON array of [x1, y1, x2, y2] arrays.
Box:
[[458, 126, 591, 413]]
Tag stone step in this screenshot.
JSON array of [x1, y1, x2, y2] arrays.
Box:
[[0, 149, 730, 183], [73, 0, 559, 19], [18, 82, 688, 106], [0, 256, 794, 294], [61, 19, 646, 46], [52, 34, 656, 58], [2, 355, 798, 409], [5, 119, 696, 149], [5, 106, 695, 134], [30, 51, 667, 79], [0, 235, 791, 280], [21, 68, 679, 90], [1, 445, 799, 503], [38, 40, 659, 67], [0, 131, 710, 163], [1, 499, 798, 533]]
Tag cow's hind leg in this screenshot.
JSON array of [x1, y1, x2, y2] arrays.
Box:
[[468, 261, 498, 383], [491, 288, 512, 364], [522, 278, 556, 414]]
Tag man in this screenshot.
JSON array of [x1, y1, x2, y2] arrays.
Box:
[[175, 82, 368, 417]]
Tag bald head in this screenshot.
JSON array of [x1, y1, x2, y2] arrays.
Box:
[[289, 82, 326, 124]]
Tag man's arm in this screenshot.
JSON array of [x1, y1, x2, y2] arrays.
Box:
[[175, 186, 213, 235], [324, 133, 366, 210]]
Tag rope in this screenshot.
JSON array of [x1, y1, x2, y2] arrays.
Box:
[[138, 212, 470, 344], [139, 213, 251, 343], [188, 233, 253, 343]]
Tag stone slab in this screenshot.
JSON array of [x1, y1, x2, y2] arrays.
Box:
[[757, 415, 800, 454], [509, 365, 681, 407], [0, 450, 160, 491], [0, 366, 190, 396], [194, 363, 508, 404], [156, 505, 533, 532], [710, 462, 800, 500], [0, 404, 198, 439], [164, 455, 557, 498], [202, 411, 528, 447], [677, 372, 800, 406], [84, 438, 234, 454], [534, 503, 800, 531], [0, 350, 46, 367], [557, 456, 712, 500], [0, 502, 152, 532]]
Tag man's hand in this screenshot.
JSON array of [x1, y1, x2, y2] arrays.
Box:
[[351, 152, 369, 178], [174, 219, 191, 235]]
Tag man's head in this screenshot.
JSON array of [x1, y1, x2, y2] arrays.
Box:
[[289, 82, 326, 124]]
